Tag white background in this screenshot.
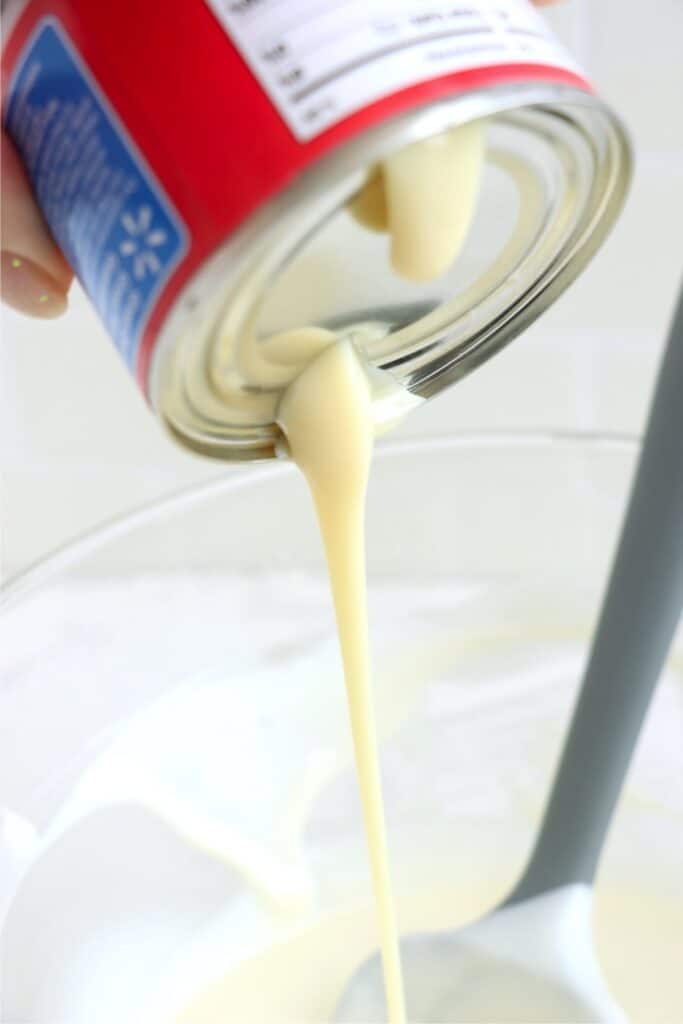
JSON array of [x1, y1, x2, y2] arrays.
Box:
[[2, 0, 683, 578]]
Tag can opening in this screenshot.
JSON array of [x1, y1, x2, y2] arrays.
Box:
[[154, 86, 630, 461], [253, 125, 517, 348]]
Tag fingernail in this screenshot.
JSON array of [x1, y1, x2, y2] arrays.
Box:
[[1, 251, 69, 319]]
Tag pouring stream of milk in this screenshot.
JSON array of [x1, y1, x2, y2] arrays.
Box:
[[278, 339, 406, 1022], [272, 124, 483, 1023], [174, 123, 481, 1022]]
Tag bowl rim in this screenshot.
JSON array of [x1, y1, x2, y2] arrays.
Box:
[[0, 429, 640, 611]]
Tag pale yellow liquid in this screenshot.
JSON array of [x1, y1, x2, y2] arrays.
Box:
[[350, 120, 484, 282], [278, 340, 405, 1022], [271, 126, 486, 1020], [207, 120, 484, 430], [182, 124, 483, 1022]]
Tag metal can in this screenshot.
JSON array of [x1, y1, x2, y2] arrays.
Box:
[[2, 0, 631, 460]]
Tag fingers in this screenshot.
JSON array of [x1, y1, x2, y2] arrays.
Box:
[[1, 131, 73, 318]]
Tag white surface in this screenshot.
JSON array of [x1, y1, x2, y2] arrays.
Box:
[[2, 1, 683, 575]]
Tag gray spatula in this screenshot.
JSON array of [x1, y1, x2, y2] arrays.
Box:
[[336, 281, 683, 1022]]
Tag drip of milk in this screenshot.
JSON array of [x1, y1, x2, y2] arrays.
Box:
[[350, 121, 484, 281]]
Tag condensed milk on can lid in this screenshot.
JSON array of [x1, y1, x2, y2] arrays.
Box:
[[2, 0, 631, 460]]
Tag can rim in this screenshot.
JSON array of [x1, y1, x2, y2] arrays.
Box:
[[151, 81, 631, 461]]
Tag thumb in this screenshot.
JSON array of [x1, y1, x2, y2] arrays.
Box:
[[1, 130, 73, 318]]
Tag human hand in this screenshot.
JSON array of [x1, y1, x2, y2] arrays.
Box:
[[1, 130, 73, 318]]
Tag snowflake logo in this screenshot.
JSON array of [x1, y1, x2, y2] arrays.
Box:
[[119, 205, 167, 280]]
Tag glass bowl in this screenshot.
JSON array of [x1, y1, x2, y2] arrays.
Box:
[[1, 433, 681, 1023]]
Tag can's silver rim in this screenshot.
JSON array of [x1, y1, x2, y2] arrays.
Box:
[[151, 81, 631, 461]]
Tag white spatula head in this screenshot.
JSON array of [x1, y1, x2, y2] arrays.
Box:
[[335, 885, 626, 1023]]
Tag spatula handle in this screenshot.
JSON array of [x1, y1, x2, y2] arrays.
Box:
[[510, 281, 683, 902]]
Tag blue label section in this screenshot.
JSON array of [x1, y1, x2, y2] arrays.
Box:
[[4, 20, 187, 371]]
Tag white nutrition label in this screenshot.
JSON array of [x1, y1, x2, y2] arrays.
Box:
[[204, 0, 581, 141]]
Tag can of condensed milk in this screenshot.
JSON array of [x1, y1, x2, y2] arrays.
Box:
[[2, 0, 631, 460]]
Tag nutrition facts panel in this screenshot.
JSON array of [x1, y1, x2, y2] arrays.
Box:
[[205, 0, 580, 140]]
